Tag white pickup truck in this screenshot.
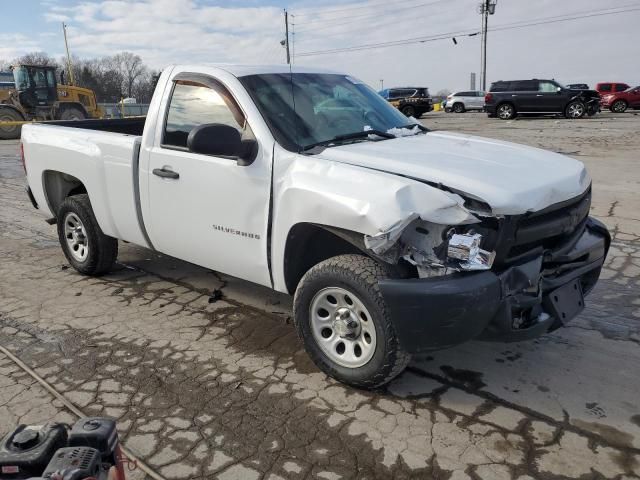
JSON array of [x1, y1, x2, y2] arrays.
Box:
[[22, 64, 610, 388]]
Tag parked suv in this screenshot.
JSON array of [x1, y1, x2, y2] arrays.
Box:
[[485, 79, 600, 120], [379, 87, 433, 117], [444, 91, 485, 113], [595, 82, 630, 95], [600, 85, 640, 112]]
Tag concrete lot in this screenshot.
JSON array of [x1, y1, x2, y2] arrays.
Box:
[[1, 111, 639, 479]]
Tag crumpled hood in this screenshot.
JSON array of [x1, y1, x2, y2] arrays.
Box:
[[313, 131, 590, 215]]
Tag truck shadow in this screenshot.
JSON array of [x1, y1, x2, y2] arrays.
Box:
[[110, 242, 640, 450]]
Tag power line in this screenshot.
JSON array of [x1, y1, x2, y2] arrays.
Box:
[[295, 0, 443, 26], [293, 0, 407, 18], [295, 0, 448, 32], [295, 7, 432, 41], [295, 5, 640, 57]]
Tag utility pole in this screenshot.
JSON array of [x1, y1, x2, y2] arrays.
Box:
[[284, 10, 291, 64], [380, 79, 384, 90], [62, 22, 75, 85], [478, 0, 497, 91]]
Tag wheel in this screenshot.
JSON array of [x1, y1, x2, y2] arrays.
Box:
[[293, 254, 411, 389], [400, 105, 416, 117], [453, 103, 465, 113], [610, 100, 627, 113], [564, 100, 586, 119], [497, 103, 515, 120], [57, 194, 118, 275], [0, 108, 24, 140], [59, 107, 87, 121]]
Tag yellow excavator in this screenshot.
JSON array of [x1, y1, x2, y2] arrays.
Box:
[[0, 64, 104, 140]]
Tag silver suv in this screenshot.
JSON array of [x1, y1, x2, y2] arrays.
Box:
[[444, 91, 485, 113]]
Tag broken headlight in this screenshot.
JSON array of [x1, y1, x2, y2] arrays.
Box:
[[447, 232, 495, 270]]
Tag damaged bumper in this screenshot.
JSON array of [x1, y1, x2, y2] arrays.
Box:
[[378, 217, 610, 353]]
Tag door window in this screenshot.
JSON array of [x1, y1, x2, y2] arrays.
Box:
[[599, 84, 612, 92], [615, 84, 628, 92], [163, 80, 245, 148], [514, 81, 538, 91], [538, 81, 558, 92]]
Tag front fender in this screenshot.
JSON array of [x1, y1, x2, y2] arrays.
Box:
[[270, 146, 477, 292]]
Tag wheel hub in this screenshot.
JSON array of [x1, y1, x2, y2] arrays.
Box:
[[333, 308, 360, 339]]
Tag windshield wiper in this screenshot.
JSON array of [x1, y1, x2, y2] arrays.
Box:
[[301, 129, 395, 152], [398, 123, 429, 132]]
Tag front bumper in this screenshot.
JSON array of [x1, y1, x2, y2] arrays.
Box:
[[378, 217, 610, 353]]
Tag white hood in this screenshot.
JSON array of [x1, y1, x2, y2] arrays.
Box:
[[313, 131, 590, 215]]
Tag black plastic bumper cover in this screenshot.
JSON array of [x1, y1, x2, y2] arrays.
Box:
[[379, 217, 610, 353]]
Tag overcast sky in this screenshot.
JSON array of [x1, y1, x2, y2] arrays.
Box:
[[1, 0, 639, 92]]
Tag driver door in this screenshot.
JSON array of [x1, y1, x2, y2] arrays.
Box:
[[144, 73, 273, 287]]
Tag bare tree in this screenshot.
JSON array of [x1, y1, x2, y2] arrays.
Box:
[[12, 52, 59, 68], [114, 52, 146, 99], [0, 59, 10, 71], [435, 89, 452, 97]]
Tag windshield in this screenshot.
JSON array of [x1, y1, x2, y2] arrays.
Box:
[[239, 73, 416, 152]]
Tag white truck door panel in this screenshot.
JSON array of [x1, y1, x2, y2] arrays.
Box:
[[145, 74, 273, 287]]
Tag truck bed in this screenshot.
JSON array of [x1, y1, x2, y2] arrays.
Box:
[[48, 117, 146, 136], [22, 121, 147, 248]]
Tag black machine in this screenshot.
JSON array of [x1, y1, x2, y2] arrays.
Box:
[[0, 418, 127, 480]]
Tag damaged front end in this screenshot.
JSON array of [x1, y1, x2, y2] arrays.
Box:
[[368, 188, 611, 352], [364, 214, 497, 278]]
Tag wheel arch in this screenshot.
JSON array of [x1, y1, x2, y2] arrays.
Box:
[[42, 170, 88, 217], [283, 223, 368, 294]]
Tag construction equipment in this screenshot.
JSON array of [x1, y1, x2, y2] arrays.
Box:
[[0, 64, 104, 140]]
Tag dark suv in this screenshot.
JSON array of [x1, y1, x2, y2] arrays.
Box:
[[485, 79, 600, 120], [378, 87, 433, 117]]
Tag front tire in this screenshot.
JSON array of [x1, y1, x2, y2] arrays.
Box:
[[57, 194, 118, 275], [453, 103, 465, 113], [293, 254, 410, 389], [0, 108, 23, 140], [565, 100, 586, 119]]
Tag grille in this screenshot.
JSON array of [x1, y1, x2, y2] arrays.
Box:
[[492, 188, 592, 265]]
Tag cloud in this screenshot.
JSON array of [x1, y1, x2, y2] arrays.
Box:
[[7, 0, 640, 92]]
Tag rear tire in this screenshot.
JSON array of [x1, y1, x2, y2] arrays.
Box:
[[497, 103, 515, 120], [293, 254, 411, 389], [0, 108, 23, 140], [453, 103, 465, 113], [401, 105, 416, 117], [59, 107, 87, 121], [57, 194, 118, 276], [610, 100, 627, 113]]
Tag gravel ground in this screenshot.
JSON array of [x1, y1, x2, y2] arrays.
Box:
[[1, 110, 639, 480]]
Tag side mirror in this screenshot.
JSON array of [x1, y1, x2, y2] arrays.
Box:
[[187, 123, 257, 166], [556, 87, 562, 93]]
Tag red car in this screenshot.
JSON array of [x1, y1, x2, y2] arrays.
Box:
[[595, 82, 630, 95], [600, 86, 640, 112]]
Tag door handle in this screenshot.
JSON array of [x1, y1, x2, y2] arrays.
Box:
[[536, 94, 543, 97], [153, 168, 179, 180]]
